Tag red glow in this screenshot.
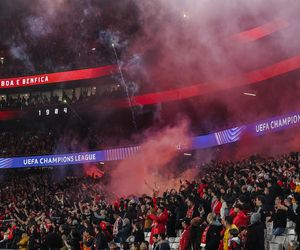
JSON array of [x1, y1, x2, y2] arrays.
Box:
[[0, 110, 22, 120], [232, 18, 289, 42], [83, 164, 104, 178], [112, 54, 300, 107]]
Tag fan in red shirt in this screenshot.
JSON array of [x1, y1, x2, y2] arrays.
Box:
[[147, 205, 168, 245], [198, 180, 208, 198], [212, 193, 222, 216], [179, 217, 191, 250], [232, 204, 248, 228]]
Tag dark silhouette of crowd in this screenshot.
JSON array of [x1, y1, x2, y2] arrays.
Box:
[[0, 85, 124, 111], [0, 152, 299, 250], [0, 130, 56, 157], [0, 127, 101, 157], [0, 125, 124, 157]]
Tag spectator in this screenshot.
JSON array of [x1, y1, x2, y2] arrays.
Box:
[[116, 218, 131, 243], [83, 229, 94, 250], [45, 226, 63, 250], [245, 213, 264, 250], [201, 213, 223, 250], [269, 196, 288, 236], [179, 218, 191, 250], [132, 222, 145, 244], [232, 204, 248, 229], [140, 241, 149, 250], [121, 242, 130, 250], [285, 194, 300, 246], [130, 242, 140, 250], [152, 234, 159, 250], [92, 226, 108, 250], [67, 229, 81, 250], [148, 206, 168, 245], [17, 233, 29, 250], [153, 233, 170, 250], [263, 187, 274, 211], [211, 193, 222, 217], [113, 212, 123, 240], [109, 241, 120, 250], [189, 217, 202, 250], [28, 225, 40, 250], [59, 225, 70, 250], [228, 228, 241, 250], [220, 196, 229, 220], [222, 216, 238, 250], [254, 195, 268, 226], [185, 197, 199, 219]]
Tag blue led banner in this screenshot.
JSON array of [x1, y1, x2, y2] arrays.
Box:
[[0, 151, 105, 169], [0, 111, 299, 168], [191, 111, 300, 149]]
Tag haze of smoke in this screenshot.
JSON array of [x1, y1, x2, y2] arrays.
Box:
[[9, 44, 35, 72], [205, 125, 300, 164], [128, 0, 297, 85], [125, 0, 299, 159], [108, 119, 192, 197], [99, 30, 128, 50], [3, 0, 299, 177], [83, 164, 104, 178], [26, 16, 52, 38]]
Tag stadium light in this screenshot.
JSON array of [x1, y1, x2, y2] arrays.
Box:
[[184, 152, 192, 156]]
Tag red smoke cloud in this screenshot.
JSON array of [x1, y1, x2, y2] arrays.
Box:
[[214, 126, 300, 162], [17, 0, 299, 185], [113, 53, 300, 107], [108, 119, 191, 197], [125, 0, 300, 89], [83, 164, 104, 178]]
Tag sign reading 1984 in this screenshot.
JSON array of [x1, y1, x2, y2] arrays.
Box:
[[38, 107, 68, 117]]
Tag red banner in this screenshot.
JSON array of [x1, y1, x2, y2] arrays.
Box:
[[232, 18, 289, 43], [0, 65, 117, 89]]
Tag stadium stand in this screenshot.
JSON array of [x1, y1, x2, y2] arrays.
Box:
[[0, 153, 299, 249]]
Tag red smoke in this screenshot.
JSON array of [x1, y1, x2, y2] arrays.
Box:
[[215, 126, 300, 162], [108, 119, 191, 197], [21, 0, 300, 188], [83, 164, 104, 178], [105, 0, 300, 195], [113, 53, 300, 107]]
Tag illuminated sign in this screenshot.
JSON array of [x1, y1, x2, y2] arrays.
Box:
[[0, 111, 299, 168], [0, 65, 116, 89], [38, 107, 68, 117]]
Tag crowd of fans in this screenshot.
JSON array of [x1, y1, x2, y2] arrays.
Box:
[[0, 131, 57, 157], [0, 86, 124, 111], [0, 95, 62, 110], [0, 124, 127, 157], [0, 128, 97, 157], [0, 152, 299, 250]]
